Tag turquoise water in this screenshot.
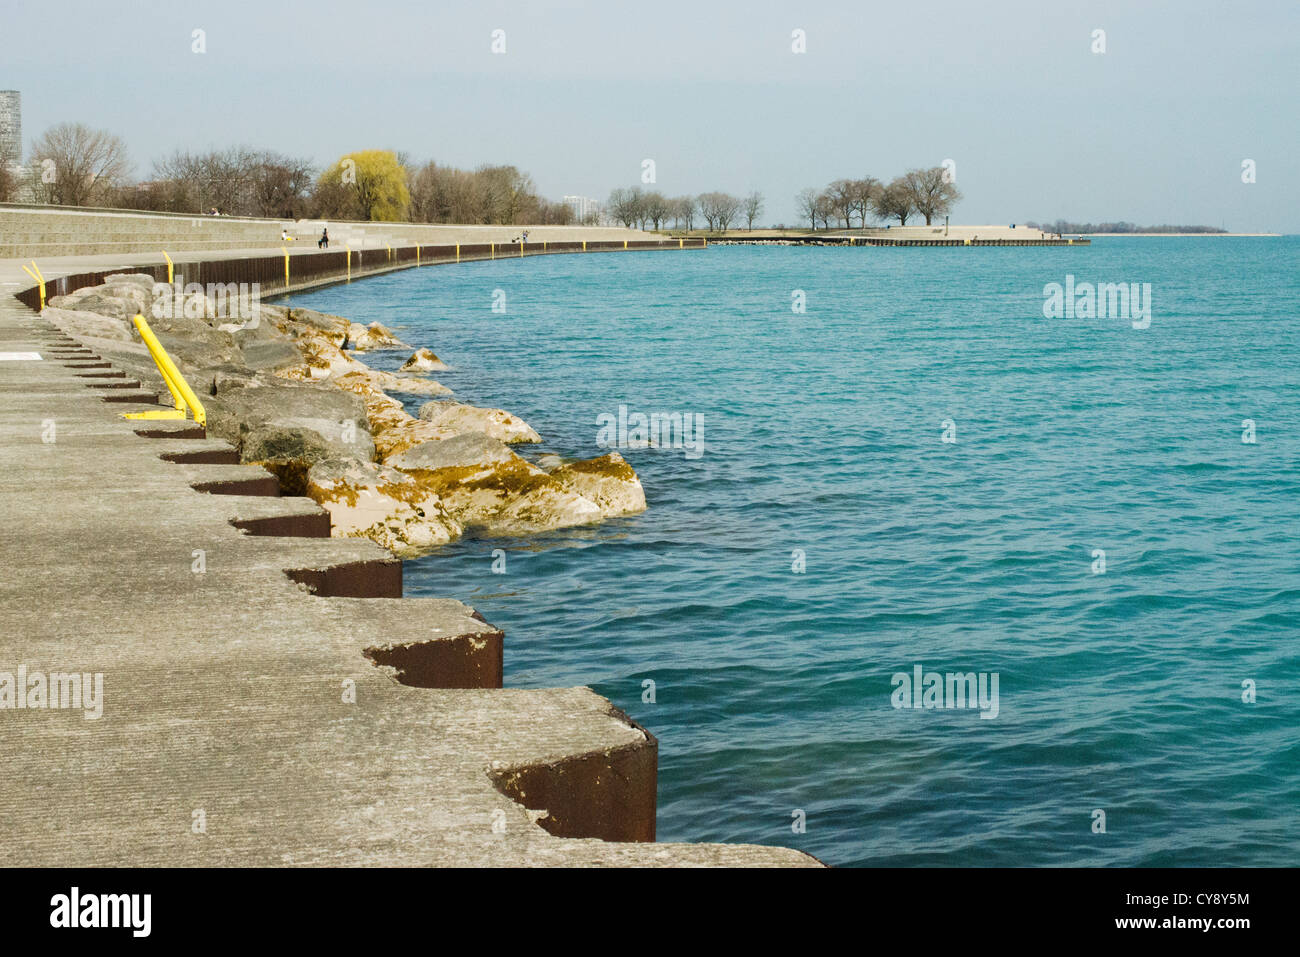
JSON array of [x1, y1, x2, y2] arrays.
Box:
[[289, 238, 1300, 866]]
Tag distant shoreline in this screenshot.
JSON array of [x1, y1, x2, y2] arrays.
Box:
[[1080, 232, 1281, 237]]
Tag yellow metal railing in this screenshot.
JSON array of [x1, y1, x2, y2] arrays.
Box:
[[120, 314, 207, 428], [21, 261, 46, 309]]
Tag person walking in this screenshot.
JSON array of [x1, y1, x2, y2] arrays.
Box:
[[319, 228, 330, 249]]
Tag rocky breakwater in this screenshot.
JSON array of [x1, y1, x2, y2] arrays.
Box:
[[42, 274, 646, 554]]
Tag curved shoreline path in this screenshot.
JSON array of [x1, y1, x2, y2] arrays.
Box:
[[0, 246, 817, 866]]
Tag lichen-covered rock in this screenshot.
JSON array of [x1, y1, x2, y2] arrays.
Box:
[[385, 432, 520, 471], [283, 331, 370, 380], [348, 321, 410, 351], [330, 367, 450, 400], [548, 452, 647, 518], [375, 420, 462, 461], [479, 479, 603, 536], [287, 307, 351, 343], [328, 372, 413, 434], [387, 376, 451, 397], [305, 457, 461, 554], [416, 400, 541, 444], [398, 347, 449, 373]]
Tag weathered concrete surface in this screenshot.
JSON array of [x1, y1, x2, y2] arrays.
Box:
[[0, 281, 819, 866]]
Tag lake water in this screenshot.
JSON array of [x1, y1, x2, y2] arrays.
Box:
[[288, 237, 1299, 866]]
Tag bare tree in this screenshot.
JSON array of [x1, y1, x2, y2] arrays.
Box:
[[697, 192, 741, 232], [0, 164, 15, 203], [247, 151, 315, 217], [607, 187, 637, 227], [743, 190, 764, 229], [826, 179, 856, 228], [672, 195, 697, 231], [873, 178, 915, 225], [850, 177, 881, 227], [28, 123, 130, 207], [814, 191, 837, 229], [644, 191, 671, 230], [151, 148, 256, 214], [796, 188, 820, 229], [901, 166, 962, 225]]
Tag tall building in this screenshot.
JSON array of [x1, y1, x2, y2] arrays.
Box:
[[563, 194, 600, 222], [0, 90, 20, 169]]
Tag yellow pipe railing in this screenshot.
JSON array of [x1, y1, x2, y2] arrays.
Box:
[[22, 261, 46, 310], [121, 314, 207, 427]]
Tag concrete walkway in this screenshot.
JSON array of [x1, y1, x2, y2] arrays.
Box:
[[0, 258, 817, 866]]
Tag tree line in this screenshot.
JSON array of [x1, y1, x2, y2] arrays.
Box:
[[0, 121, 576, 224], [0, 122, 966, 231], [797, 167, 962, 228], [606, 187, 765, 232]]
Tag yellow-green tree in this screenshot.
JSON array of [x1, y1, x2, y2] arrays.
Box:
[[315, 150, 409, 221]]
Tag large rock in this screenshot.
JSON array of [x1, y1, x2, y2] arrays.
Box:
[[241, 422, 376, 493], [305, 457, 461, 554], [386, 436, 646, 535], [479, 478, 603, 536], [548, 452, 647, 518], [48, 277, 154, 321], [41, 306, 132, 342], [416, 400, 541, 444], [103, 273, 158, 293], [286, 307, 351, 344], [385, 432, 520, 471], [383, 374, 451, 397], [398, 348, 449, 373], [375, 420, 463, 461], [347, 321, 410, 351], [395, 438, 551, 530], [204, 374, 373, 465]]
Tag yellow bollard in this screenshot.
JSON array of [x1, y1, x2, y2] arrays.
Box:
[[624, 240, 628, 249], [543, 241, 547, 252], [282, 247, 290, 288], [416, 244, 420, 266], [520, 241, 524, 258], [386, 243, 392, 261], [346, 245, 352, 281], [582, 240, 587, 251], [491, 243, 495, 260], [679, 238, 684, 249], [162, 251, 174, 284], [456, 244, 460, 263]]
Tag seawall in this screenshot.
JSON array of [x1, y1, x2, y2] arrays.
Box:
[[0, 241, 818, 866]]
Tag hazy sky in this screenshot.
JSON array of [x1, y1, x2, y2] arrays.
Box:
[[5, 0, 1297, 230]]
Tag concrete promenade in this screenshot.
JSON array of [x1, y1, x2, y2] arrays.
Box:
[[0, 249, 817, 866]]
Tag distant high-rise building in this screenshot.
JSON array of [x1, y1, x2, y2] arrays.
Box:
[[563, 195, 600, 222], [0, 90, 21, 169]]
